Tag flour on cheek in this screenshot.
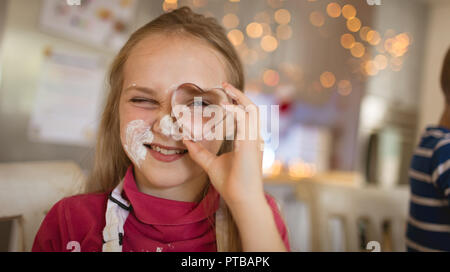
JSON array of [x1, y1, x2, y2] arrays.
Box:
[[124, 120, 154, 168]]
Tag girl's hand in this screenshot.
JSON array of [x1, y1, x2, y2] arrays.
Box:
[[183, 82, 265, 206], [184, 85, 287, 252]]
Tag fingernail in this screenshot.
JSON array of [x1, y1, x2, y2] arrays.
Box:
[[226, 90, 238, 100]]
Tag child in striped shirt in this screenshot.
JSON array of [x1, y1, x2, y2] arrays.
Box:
[[406, 47, 450, 251]]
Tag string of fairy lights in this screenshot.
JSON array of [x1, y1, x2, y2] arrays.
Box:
[[161, 0, 411, 99], [308, 0, 411, 95], [306, 1, 411, 99]]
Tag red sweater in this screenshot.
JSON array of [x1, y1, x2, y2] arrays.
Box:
[[32, 166, 291, 252]]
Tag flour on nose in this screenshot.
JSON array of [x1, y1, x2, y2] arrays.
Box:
[[160, 115, 182, 140], [124, 120, 154, 168]]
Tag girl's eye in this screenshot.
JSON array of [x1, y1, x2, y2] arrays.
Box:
[[130, 98, 158, 107], [191, 100, 210, 107]]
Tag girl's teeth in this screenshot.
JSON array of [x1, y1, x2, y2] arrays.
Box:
[[152, 146, 182, 155]]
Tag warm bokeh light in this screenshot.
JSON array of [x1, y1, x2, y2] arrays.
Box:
[[165, 0, 177, 4], [392, 33, 410, 57], [396, 33, 411, 45], [374, 54, 388, 70], [359, 26, 371, 41], [263, 69, 280, 86], [261, 35, 279, 52], [364, 60, 379, 76], [341, 33, 355, 49], [342, 4, 357, 19], [346, 17, 361, 32], [384, 33, 410, 57], [288, 160, 317, 179], [351, 42, 365, 58], [367, 30, 381, 46], [320, 71, 336, 88], [276, 24, 293, 40], [222, 13, 239, 29], [274, 9, 291, 25], [309, 11, 325, 27], [162, 1, 177, 11], [337, 80, 352, 96], [264, 159, 283, 177], [246, 22, 263, 38], [227, 29, 244, 46], [326, 2, 341, 18]]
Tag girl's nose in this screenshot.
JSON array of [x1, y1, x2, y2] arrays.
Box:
[[152, 113, 178, 138]]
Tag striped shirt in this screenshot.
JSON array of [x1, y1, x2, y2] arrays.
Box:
[[406, 127, 450, 252]]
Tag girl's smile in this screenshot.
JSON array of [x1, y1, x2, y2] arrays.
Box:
[[145, 143, 188, 163]]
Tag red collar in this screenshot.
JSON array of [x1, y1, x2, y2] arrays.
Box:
[[122, 166, 220, 226]]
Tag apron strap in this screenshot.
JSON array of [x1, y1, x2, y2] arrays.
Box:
[[102, 180, 131, 252]]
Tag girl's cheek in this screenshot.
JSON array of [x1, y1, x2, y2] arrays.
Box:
[[122, 120, 154, 169]]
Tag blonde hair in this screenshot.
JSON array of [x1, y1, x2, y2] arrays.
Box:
[[86, 7, 244, 251]]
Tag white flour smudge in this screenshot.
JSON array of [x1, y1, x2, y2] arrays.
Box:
[[160, 114, 184, 141], [124, 120, 154, 168], [160, 115, 175, 136]]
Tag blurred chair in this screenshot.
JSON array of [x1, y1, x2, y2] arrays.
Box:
[[296, 176, 409, 252], [0, 161, 86, 252]]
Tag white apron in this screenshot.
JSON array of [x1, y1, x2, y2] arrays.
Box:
[[102, 180, 229, 252]]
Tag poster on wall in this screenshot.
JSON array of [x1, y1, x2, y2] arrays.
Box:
[[40, 0, 139, 51], [28, 48, 105, 146]]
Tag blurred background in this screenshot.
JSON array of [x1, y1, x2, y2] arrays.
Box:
[[0, 0, 449, 252]]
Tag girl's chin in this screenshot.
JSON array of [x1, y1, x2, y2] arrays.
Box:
[[138, 168, 191, 187]]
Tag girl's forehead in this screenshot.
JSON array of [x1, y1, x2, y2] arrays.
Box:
[[123, 35, 228, 88]]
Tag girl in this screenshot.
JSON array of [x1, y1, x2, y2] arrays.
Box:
[[33, 7, 290, 252]]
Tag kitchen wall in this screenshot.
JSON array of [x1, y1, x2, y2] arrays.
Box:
[[0, 0, 159, 172]]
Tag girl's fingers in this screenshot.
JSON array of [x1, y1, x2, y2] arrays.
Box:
[[221, 82, 261, 140], [223, 104, 261, 152], [182, 139, 216, 172], [222, 82, 254, 107]]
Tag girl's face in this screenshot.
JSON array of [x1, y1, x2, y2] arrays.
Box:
[[119, 34, 228, 189]]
